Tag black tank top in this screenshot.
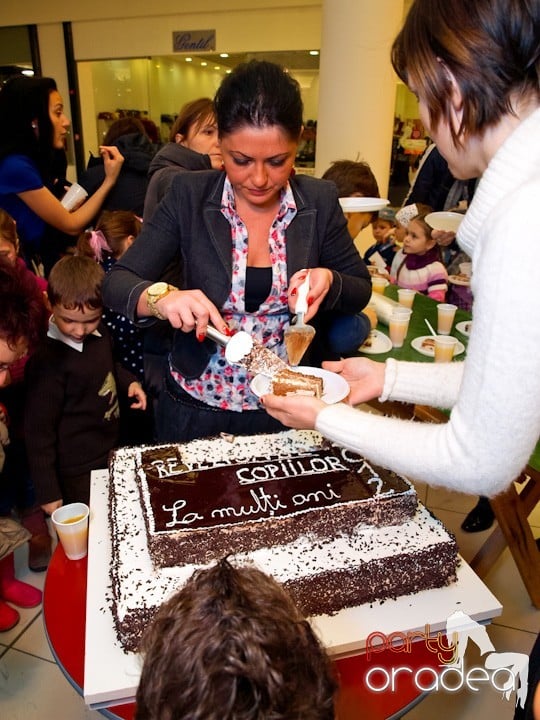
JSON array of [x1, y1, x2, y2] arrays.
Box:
[[245, 266, 272, 312]]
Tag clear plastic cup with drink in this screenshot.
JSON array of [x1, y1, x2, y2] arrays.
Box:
[[388, 308, 413, 348], [437, 303, 457, 335], [371, 277, 388, 295], [434, 335, 458, 362], [398, 288, 416, 309], [51, 502, 90, 560]]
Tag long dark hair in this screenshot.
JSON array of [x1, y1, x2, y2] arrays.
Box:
[[0, 76, 59, 182], [214, 60, 304, 141]]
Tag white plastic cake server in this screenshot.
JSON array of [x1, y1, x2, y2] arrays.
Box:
[[284, 272, 316, 366], [205, 325, 287, 376], [205, 325, 253, 363]]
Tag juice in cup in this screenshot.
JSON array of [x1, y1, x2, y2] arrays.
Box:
[[51, 502, 90, 560], [388, 308, 412, 348], [371, 277, 388, 295], [434, 336, 458, 362], [398, 288, 415, 309], [437, 303, 457, 335]]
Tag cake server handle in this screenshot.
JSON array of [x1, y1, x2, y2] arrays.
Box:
[[205, 325, 231, 346], [294, 271, 310, 323]]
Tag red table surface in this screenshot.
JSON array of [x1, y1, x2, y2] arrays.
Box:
[[44, 544, 443, 720]]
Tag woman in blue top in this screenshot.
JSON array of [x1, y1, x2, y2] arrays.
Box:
[[0, 76, 124, 273]]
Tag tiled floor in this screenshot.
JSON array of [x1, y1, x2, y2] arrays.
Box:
[[0, 487, 538, 719]]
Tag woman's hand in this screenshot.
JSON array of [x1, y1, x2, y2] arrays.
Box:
[[288, 267, 333, 322], [128, 382, 147, 410], [322, 357, 386, 405], [260, 394, 325, 430], [99, 145, 124, 185], [150, 288, 230, 338]]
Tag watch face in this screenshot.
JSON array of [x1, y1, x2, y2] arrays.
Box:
[[149, 282, 168, 297]]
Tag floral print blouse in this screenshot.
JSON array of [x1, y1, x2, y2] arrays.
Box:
[[171, 177, 296, 411]]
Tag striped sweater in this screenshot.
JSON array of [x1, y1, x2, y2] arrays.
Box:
[[390, 246, 448, 301]]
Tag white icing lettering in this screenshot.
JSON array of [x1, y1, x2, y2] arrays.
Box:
[[341, 448, 366, 464], [368, 476, 383, 496], [236, 454, 348, 485], [211, 487, 287, 519], [322, 456, 348, 472], [151, 458, 185, 479], [292, 483, 341, 507], [163, 499, 204, 527]]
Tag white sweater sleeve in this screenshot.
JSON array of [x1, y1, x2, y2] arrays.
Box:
[[380, 358, 464, 407], [317, 173, 540, 498]]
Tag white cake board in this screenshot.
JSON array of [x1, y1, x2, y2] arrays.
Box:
[[84, 470, 502, 709]]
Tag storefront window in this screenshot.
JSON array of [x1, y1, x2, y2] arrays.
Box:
[[77, 50, 320, 164]]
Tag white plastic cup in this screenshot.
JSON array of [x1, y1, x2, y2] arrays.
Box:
[[61, 183, 88, 211], [397, 288, 416, 309], [388, 308, 412, 348], [434, 336, 458, 363], [371, 277, 388, 295], [51, 502, 90, 560], [459, 262, 472, 277], [437, 303, 457, 335]]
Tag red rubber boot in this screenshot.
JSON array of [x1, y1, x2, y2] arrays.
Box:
[[0, 552, 42, 608], [0, 598, 19, 632]]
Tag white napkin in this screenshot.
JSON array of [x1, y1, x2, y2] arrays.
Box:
[[369, 293, 401, 326]]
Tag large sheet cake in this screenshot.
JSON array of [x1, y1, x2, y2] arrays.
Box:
[[108, 430, 458, 652]]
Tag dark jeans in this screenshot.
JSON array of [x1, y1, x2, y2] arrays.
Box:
[[326, 311, 372, 355], [157, 373, 285, 443]]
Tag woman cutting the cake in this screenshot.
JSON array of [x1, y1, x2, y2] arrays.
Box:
[[102, 60, 371, 442], [262, 0, 540, 501]]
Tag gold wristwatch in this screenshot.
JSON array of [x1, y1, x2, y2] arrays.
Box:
[[146, 282, 177, 320]]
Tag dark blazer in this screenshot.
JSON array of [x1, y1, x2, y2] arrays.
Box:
[[102, 170, 371, 378]]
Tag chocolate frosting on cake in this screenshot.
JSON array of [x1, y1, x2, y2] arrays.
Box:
[[141, 443, 411, 533], [135, 435, 417, 567]]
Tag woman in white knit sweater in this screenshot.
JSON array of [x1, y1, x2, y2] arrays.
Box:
[[262, 0, 540, 501]]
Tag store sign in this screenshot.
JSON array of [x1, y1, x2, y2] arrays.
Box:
[[172, 30, 216, 52]]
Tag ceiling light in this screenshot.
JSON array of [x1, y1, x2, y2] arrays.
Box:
[[185, 57, 193, 62], [309, 50, 319, 56], [201, 61, 207, 66], [219, 53, 229, 58]]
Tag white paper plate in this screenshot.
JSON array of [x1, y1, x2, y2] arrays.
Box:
[[339, 197, 389, 213], [250, 366, 349, 404], [411, 335, 465, 358], [455, 320, 472, 337], [448, 274, 471, 287], [425, 211, 464, 233], [358, 330, 392, 355]]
